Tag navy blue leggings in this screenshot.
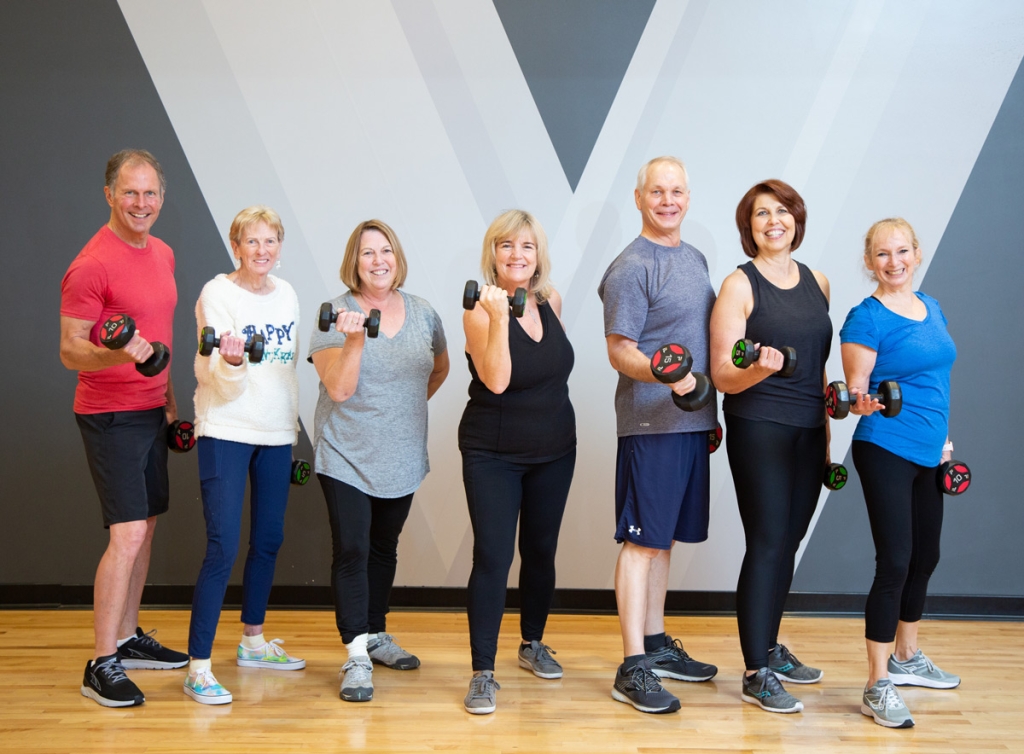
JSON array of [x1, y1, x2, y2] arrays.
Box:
[[189, 438, 292, 659]]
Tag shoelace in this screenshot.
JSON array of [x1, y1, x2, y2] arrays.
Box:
[[190, 668, 220, 690], [667, 637, 693, 661], [469, 673, 501, 698], [133, 629, 163, 650], [95, 656, 130, 684], [264, 639, 288, 656], [342, 658, 372, 678], [533, 642, 557, 662], [628, 665, 664, 693], [756, 669, 787, 697], [876, 683, 905, 710], [775, 644, 800, 666]]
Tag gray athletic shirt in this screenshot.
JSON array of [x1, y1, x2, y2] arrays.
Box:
[[308, 290, 447, 498], [598, 236, 717, 436]]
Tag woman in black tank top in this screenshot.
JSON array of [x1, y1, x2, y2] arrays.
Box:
[[709, 180, 833, 714], [458, 210, 576, 715]]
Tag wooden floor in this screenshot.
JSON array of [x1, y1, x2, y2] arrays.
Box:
[[0, 609, 1019, 753]]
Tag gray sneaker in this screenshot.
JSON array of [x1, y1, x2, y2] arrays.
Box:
[[861, 679, 914, 728], [768, 643, 823, 684], [367, 632, 420, 670], [518, 641, 563, 679], [888, 650, 960, 689], [611, 660, 681, 714], [741, 668, 803, 713], [464, 670, 500, 714], [339, 657, 373, 702]]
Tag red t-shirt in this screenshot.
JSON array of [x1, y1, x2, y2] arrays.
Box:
[[61, 225, 177, 413]]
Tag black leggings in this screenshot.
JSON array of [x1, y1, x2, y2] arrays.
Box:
[[852, 441, 943, 643], [725, 415, 825, 671], [318, 475, 413, 644], [463, 449, 576, 671]]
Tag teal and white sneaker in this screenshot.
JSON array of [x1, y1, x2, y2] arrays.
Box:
[[888, 650, 960, 689], [236, 639, 306, 670], [769, 643, 823, 684], [184, 668, 233, 705], [741, 668, 803, 713], [861, 679, 914, 728]]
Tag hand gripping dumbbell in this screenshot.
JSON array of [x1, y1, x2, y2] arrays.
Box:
[[731, 339, 797, 378], [167, 420, 196, 454], [99, 314, 170, 377], [825, 380, 902, 420], [650, 344, 715, 412], [938, 459, 971, 496], [708, 421, 723, 453], [317, 303, 380, 337], [291, 459, 312, 486], [463, 280, 528, 318], [824, 463, 848, 491], [197, 327, 265, 363]]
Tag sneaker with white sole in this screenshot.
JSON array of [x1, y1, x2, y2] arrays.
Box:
[[611, 660, 681, 714], [887, 649, 960, 689], [80, 654, 145, 708], [367, 632, 420, 670], [118, 627, 188, 669], [340, 657, 373, 702], [236, 639, 306, 670], [768, 643, 823, 684], [183, 667, 233, 705], [518, 641, 563, 679], [741, 667, 803, 713], [861, 679, 914, 728], [464, 670, 500, 714], [646, 634, 717, 682]]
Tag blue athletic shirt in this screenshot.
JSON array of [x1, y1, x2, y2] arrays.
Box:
[[839, 292, 956, 467]]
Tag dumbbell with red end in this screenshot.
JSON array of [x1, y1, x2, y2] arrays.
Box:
[[824, 463, 848, 491], [463, 280, 527, 318], [938, 459, 971, 496], [731, 339, 797, 378], [99, 314, 170, 377], [167, 420, 196, 454], [317, 303, 380, 337], [650, 343, 715, 412], [197, 327, 265, 363], [825, 380, 902, 420], [708, 421, 723, 453], [291, 459, 312, 486]]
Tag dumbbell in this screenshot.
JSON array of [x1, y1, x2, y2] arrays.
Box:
[[708, 421, 722, 454], [650, 344, 714, 412], [462, 280, 528, 318], [824, 463, 848, 491], [197, 327, 265, 363], [731, 339, 797, 378], [317, 303, 380, 337], [99, 314, 170, 377], [167, 420, 196, 454], [938, 460, 971, 496], [291, 459, 312, 486], [825, 380, 902, 420]]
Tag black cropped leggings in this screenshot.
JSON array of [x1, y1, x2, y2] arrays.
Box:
[[852, 441, 943, 643], [725, 415, 825, 671]]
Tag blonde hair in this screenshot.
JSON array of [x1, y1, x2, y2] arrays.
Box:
[[863, 217, 920, 281], [340, 219, 408, 292], [481, 209, 553, 303], [229, 205, 284, 245]]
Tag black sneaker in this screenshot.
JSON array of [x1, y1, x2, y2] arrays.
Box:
[[81, 654, 145, 707], [611, 660, 681, 714], [118, 627, 189, 669], [646, 634, 718, 681]]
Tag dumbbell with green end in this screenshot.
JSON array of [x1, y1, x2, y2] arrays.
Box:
[[823, 463, 848, 490], [650, 343, 715, 412], [825, 380, 902, 420], [99, 313, 170, 377], [197, 327, 265, 363], [318, 303, 380, 337], [731, 339, 797, 378], [290, 459, 312, 486], [463, 280, 527, 318]]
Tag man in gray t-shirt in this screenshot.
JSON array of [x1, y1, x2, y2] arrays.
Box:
[[597, 156, 718, 714]]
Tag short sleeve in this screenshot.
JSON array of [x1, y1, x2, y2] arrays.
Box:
[[839, 299, 879, 350], [430, 307, 447, 356], [598, 256, 649, 341], [307, 294, 352, 362], [60, 255, 107, 322]]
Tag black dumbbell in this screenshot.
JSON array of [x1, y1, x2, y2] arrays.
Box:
[[197, 327, 265, 363], [317, 303, 380, 338], [938, 459, 971, 496], [825, 380, 902, 419], [650, 343, 714, 412], [708, 421, 723, 454], [291, 459, 311, 486], [167, 420, 196, 454], [462, 280, 528, 318], [824, 463, 848, 490], [99, 313, 170, 377], [731, 339, 797, 378]]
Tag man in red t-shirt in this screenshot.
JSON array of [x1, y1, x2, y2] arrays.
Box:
[[60, 150, 188, 708]]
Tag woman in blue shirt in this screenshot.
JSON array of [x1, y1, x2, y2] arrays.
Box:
[[840, 218, 959, 729]]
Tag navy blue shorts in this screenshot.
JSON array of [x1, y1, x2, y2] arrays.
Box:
[[614, 432, 710, 549], [75, 408, 169, 528]]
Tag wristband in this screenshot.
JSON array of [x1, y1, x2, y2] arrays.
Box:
[[942, 441, 953, 452]]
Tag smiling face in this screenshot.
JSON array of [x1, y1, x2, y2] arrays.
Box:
[[104, 162, 164, 247], [635, 161, 690, 246], [749, 193, 796, 256], [231, 221, 281, 281], [866, 226, 921, 293], [494, 230, 538, 291], [356, 228, 397, 293]]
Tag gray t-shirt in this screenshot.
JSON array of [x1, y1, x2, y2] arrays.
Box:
[[308, 290, 447, 497], [597, 236, 717, 436]]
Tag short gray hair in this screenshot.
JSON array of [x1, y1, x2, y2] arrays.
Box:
[[636, 156, 689, 193]]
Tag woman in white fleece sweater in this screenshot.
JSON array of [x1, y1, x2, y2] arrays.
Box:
[[183, 206, 304, 706]]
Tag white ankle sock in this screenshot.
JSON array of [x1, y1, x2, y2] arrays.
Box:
[[241, 633, 266, 650], [345, 633, 369, 659], [116, 631, 137, 648]]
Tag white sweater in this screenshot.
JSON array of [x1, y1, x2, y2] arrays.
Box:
[[193, 274, 300, 446]]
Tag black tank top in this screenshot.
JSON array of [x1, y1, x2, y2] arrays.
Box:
[[458, 301, 576, 461], [723, 261, 832, 428]]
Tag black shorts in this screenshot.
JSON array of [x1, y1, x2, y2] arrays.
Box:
[[75, 408, 169, 528]]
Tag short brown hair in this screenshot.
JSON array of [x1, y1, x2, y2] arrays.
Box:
[[735, 179, 807, 258], [105, 149, 166, 194], [481, 209, 553, 303], [340, 219, 408, 292]]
